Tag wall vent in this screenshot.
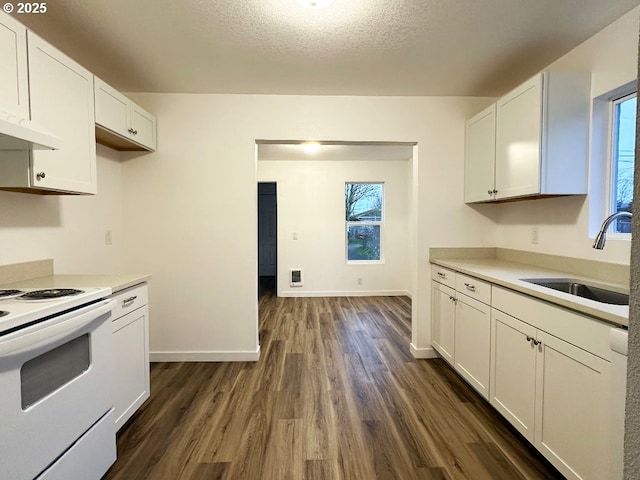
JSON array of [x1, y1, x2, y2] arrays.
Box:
[[290, 268, 303, 287]]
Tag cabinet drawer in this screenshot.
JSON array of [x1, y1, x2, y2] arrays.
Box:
[[456, 273, 491, 304], [431, 264, 456, 289], [111, 283, 148, 321]]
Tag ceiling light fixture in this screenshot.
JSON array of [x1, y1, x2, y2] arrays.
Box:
[[302, 141, 321, 154], [296, 0, 334, 10]]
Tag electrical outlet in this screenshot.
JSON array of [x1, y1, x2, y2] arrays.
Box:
[[105, 230, 112, 245], [293, 232, 298, 240], [531, 227, 539, 244], [357, 277, 363, 285]]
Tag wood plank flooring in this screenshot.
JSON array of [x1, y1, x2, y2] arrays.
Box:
[[104, 294, 563, 480]]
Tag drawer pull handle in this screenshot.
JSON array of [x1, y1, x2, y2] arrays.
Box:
[[526, 336, 533, 342], [463, 282, 476, 292], [437, 272, 446, 278], [533, 339, 542, 346], [122, 296, 138, 307]]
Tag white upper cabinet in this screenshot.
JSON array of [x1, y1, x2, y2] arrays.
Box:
[[0, 11, 28, 118], [0, 31, 97, 194], [28, 32, 97, 194], [95, 77, 157, 151], [464, 104, 496, 203], [495, 72, 590, 200], [465, 72, 590, 203]]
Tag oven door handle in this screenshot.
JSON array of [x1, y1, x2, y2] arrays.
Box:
[[0, 299, 115, 358]]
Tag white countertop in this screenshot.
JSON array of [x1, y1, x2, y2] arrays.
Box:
[[3, 274, 151, 294], [430, 258, 628, 327]]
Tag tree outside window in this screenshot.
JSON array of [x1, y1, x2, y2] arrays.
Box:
[[611, 93, 636, 233], [345, 183, 383, 262]]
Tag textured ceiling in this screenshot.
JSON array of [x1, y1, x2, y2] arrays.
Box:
[[13, 0, 640, 96]]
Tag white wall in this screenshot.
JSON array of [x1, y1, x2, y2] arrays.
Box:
[[495, 7, 639, 265], [257, 159, 411, 296], [122, 94, 496, 360], [0, 145, 125, 273]]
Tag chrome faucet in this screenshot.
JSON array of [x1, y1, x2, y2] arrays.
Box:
[[593, 211, 632, 249]]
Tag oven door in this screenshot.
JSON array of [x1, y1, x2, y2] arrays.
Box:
[[0, 299, 115, 480]]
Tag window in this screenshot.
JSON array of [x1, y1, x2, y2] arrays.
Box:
[[345, 182, 383, 262], [609, 92, 636, 234]]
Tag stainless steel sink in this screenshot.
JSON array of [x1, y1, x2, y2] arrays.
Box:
[[520, 278, 629, 305]]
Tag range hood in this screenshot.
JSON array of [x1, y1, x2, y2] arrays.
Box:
[[0, 111, 61, 150]]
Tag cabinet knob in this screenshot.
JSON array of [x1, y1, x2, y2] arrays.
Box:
[[128, 128, 135, 135], [493, 189, 498, 194], [488, 189, 493, 195], [526, 335, 533, 342], [36, 172, 46, 181], [132, 129, 138, 135]]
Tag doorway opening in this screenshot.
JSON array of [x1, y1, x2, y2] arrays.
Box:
[[258, 182, 278, 298]]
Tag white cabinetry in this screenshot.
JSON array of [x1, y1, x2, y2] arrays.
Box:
[[111, 284, 150, 431], [465, 72, 590, 203], [495, 72, 590, 200], [0, 11, 28, 118], [431, 280, 456, 364], [491, 287, 611, 480], [95, 77, 157, 151], [464, 104, 496, 203], [431, 266, 491, 399], [453, 274, 491, 398], [0, 32, 97, 194]]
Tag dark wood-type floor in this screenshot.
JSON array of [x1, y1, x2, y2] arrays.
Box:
[[104, 294, 563, 480]]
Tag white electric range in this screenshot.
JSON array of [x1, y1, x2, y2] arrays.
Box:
[[0, 286, 117, 480]]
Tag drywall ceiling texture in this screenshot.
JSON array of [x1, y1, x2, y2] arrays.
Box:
[[13, 0, 640, 96], [624, 24, 640, 479]]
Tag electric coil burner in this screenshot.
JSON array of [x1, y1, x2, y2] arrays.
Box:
[[0, 290, 24, 298], [19, 288, 83, 300]]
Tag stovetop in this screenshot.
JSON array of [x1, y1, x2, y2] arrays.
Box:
[[0, 287, 112, 335]]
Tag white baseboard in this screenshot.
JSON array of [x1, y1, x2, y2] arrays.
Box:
[[150, 346, 260, 362], [278, 289, 411, 298], [410, 343, 438, 359]]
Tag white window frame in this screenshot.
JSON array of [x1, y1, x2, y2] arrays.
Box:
[[606, 90, 636, 239], [345, 182, 385, 264]]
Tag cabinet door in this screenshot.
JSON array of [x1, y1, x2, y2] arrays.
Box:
[[431, 281, 456, 365], [464, 104, 496, 203], [495, 73, 542, 200], [0, 12, 28, 118], [490, 310, 537, 441], [28, 32, 97, 194], [454, 293, 491, 398], [534, 331, 610, 480], [112, 304, 150, 431], [94, 76, 129, 138], [130, 103, 157, 151]]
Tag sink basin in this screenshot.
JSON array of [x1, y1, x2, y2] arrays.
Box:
[[521, 278, 629, 306]]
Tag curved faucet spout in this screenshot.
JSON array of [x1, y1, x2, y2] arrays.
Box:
[[593, 211, 632, 249]]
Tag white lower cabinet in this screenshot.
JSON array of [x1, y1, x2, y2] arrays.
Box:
[[534, 330, 610, 480], [490, 308, 611, 480], [431, 265, 491, 399], [490, 310, 537, 441], [431, 263, 613, 480], [431, 281, 456, 364], [111, 284, 150, 431], [454, 293, 490, 398]]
